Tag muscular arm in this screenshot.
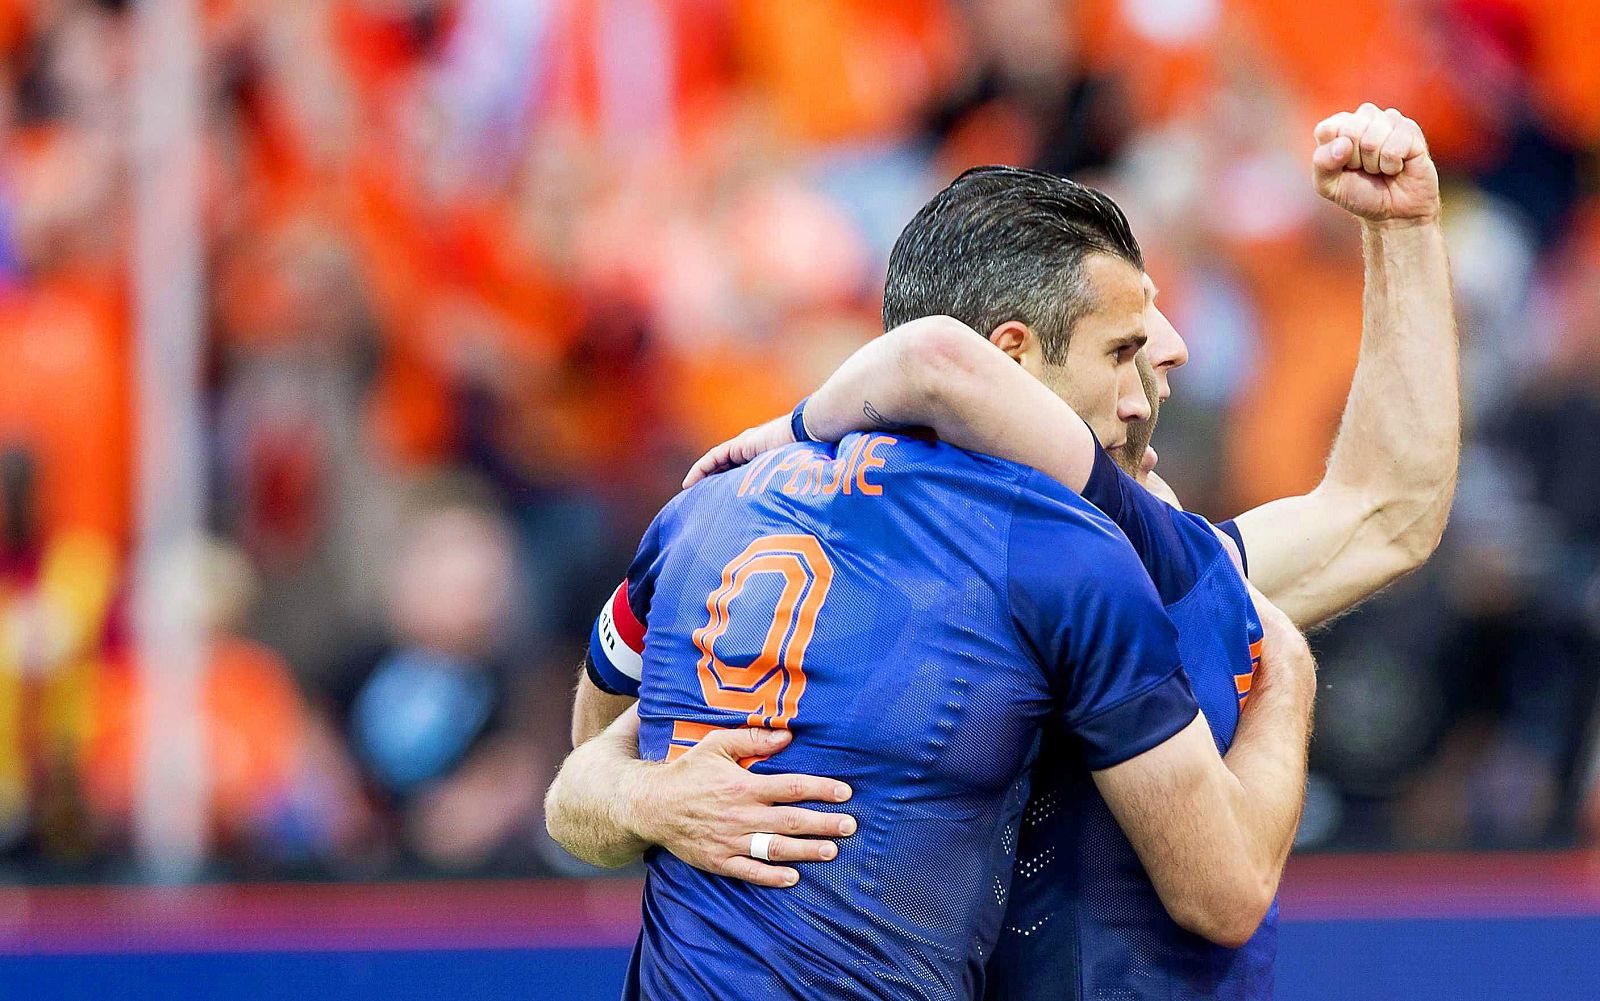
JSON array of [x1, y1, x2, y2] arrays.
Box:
[[1230, 108, 1458, 627], [683, 315, 1099, 493], [545, 701, 656, 867], [546, 673, 857, 885], [1232, 219, 1457, 626], [547, 666, 650, 867], [793, 249, 1451, 630], [820, 197, 1456, 632], [690, 109, 1459, 632], [572, 657, 639, 747], [1093, 588, 1316, 947], [807, 315, 1100, 487]]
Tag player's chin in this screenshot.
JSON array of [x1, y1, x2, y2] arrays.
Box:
[[1111, 447, 1144, 478]]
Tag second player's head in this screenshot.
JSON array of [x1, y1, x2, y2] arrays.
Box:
[[883, 166, 1156, 452]]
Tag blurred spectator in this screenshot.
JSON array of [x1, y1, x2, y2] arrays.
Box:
[[926, 0, 1130, 176], [0, 447, 116, 867], [82, 539, 309, 872], [312, 484, 547, 875]]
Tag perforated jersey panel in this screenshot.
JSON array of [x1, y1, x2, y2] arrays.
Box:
[[626, 434, 1185, 1001], [988, 512, 1276, 1001]]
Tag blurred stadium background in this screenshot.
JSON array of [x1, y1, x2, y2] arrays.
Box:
[[0, 0, 1596, 997]]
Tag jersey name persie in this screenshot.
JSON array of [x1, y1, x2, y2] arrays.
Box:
[[735, 434, 897, 499]]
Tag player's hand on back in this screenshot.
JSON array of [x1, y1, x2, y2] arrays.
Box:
[[1312, 104, 1440, 224], [683, 414, 794, 489], [630, 726, 857, 888]]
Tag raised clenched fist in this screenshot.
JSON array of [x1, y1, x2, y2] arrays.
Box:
[[1312, 104, 1440, 224]]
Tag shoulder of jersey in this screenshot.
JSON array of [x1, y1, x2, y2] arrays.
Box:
[[1012, 465, 1118, 521], [895, 436, 1047, 485]]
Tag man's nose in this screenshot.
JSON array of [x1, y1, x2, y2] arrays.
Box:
[[1146, 309, 1190, 401], [1118, 382, 1152, 423], [1150, 332, 1190, 374]]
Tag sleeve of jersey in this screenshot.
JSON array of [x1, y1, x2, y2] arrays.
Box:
[[585, 515, 666, 698], [1081, 445, 1201, 605], [1080, 437, 1130, 523], [1215, 519, 1249, 577], [587, 580, 647, 697], [1008, 492, 1199, 771]]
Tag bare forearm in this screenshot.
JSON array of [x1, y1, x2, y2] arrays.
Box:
[[1095, 600, 1315, 948], [1221, 651, 1315, 887], [545, 714, 654, 868], [805, 317, 1097, 491], [1236, 106, 1459, 627], [1236, 220, 1458, 625], [571, 658, 639, 748], [1119, 647, 1312, 943], [1328, 220, 1459, 516], [549, 718, 855, 886], [803, 322, 941, 439], [1094, 711, 1293, 948]]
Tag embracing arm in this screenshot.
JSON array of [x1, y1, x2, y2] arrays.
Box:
[[546, 672, 858, 885], [545, 702, 657, 867], [1231, 106, 1458, 627], [684, 315, 1098, 492], [572, 656, 640, 748], [1094, 587, 1316, 947]]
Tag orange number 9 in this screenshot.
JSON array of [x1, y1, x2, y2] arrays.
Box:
[[691, 534, 833, 730]]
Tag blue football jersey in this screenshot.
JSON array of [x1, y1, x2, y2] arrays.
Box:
[[588, 433, 1200, 1001], [987, 446, 1272, 1001]]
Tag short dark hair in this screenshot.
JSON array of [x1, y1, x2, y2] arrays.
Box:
[[882, 166, 1143, 363]]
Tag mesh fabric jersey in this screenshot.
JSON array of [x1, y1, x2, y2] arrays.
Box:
[[589, 432, 1199, 1001], [987, 447, 1273, 1001]]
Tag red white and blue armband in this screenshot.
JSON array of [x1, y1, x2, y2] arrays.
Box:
[[588, 580, 646, 697]]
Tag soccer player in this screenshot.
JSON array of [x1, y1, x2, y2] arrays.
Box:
[[547, 173, 1320, 1000], [700, 322, 1285, 996], [688, 105, 1451, 999], [547, 103, 1456, 999]]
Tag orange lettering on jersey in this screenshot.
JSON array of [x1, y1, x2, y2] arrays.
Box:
[[855, 436, 894, 496], [809, 458, 830, 494], [840, 436, 869, 494], [667, 720, 771, 767], [795, 460, 816, 495], [757, 452, 807, 495], [820, 446, 852, 494], [738, 439, 897, 499], [738, 451, 782, 497], [781, 455, 818, 495], [671, 720, 723, 743]]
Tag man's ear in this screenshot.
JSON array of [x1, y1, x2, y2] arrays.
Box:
[[988, 321, 1033, 363]]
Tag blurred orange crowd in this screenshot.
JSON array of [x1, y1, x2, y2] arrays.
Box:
[[0, 0, 1598, 878]]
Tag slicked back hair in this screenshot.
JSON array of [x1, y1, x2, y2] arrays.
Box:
[[882, 166, 1144, 364]]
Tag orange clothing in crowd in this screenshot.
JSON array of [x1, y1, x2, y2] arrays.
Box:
[[731, 0, 962, 144], [1515, 0, 1600, 144], [84, 637, 307, 842], [0, 0, 30, 56], [663, 344, 806, 454], [0, 272, 129, 546], [541, 0, 742, 143], [1224, 233, 1365, 511]]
